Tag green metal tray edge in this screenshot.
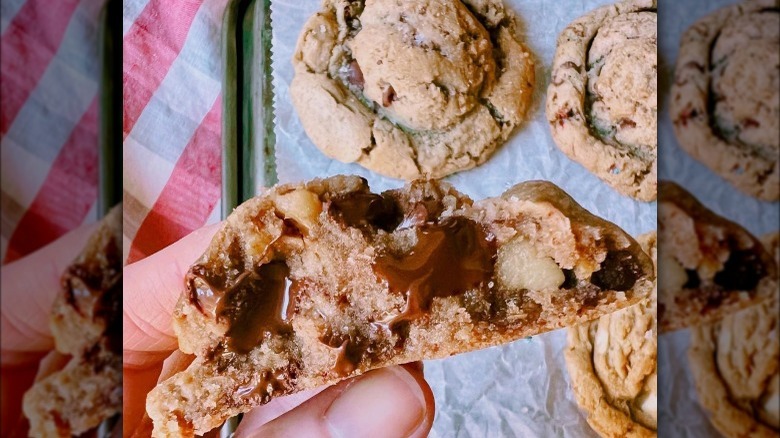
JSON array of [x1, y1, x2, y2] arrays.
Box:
[[222, 0, 276, 220]]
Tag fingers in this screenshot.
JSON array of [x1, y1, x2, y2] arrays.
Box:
[[0, 222, 100, 355], [235, 365, 435, 438], [123, 223, 221, 367]]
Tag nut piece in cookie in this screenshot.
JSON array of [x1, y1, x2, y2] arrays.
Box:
[[22, 205, 123, 437], [546, 0, 657, 201], [146, 175, 654, 436], [658, 181, 777, 332], [670, 0, 779, 201], [291, 0, 535, 180], [688, 232, 779, 438], [566, 232, 657, 438]]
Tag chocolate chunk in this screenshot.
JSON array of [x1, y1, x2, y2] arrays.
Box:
[[683, 269, 700, 289], [382, 85, 396, 107], [236, 368, 291, 404], [329, 192, 402, 232], [713, 250, 766, 291], [590, 250, 641, 292], [562, 269, 578, 289], [189, 262, 296, 354], [218, 262, 296, 353], [346, 60, 364, 88], [374, 217, 496, 329]]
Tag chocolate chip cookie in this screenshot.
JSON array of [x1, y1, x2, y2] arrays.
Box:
[[146, 175, 654, 436], [687, 232, 779, 438], [566, 232, 657, 438], [658, 181, 777, 332], [22, 205, 122, 437], [291, 0, 534, 180], [671, 0, 779, 201], [546, 0, 657, 201]]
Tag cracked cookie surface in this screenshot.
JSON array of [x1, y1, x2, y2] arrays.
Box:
[[291, 0, 534, 180], [658, 181, 777, 332], [566, 232, 657, 438], [671, 0, 779, 201], [546, 0, 657, 201], [146, 175, 654, 436], [688, 232, 779, 438]]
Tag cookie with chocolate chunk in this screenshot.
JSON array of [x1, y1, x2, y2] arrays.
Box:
[[146, 175, 654, 436], [291, 0, 534, 180], [566, 232, 657, 438], [687, 232, 779, 438], [546, 0, 657, 201], [658, 181, 777, 332], [671, 0, 779, 201], [22, 205, 122, 437]]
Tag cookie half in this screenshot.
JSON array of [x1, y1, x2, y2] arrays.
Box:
[[658, 181, 777, 332], [546, 0, 657, 201], [566, 232, 657, 438], [670, 0, 779, 201], [291, 0, 534, 180], [146, 175, 654, 436], [22, 205, 122, 437], [687, 232, 779, 438]]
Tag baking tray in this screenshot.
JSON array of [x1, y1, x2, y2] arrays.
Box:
[[222, 0, 275, 217]]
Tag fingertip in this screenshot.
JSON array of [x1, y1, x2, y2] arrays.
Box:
[[239, 365, 434, 438]]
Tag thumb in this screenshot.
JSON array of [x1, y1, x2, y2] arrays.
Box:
[[235, 365, 435, 438]]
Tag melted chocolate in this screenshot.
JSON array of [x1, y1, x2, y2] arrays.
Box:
[[329, 192, 401, 232], [236, 369, 290, 404], [590, 250, 641, 292], [216, 262, 295, 353], [713, 249, 766, 291], [333, 340, 363, 376], [374, 217, 495, 329], [320, 332, 368, 376], [189, 262, 297, 354], [63, 237, 121, 316]]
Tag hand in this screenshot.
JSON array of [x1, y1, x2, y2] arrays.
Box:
[[123, 224, 436, 437], [0, 222, 101, 436]]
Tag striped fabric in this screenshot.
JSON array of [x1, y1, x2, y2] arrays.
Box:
[[122, 0, 226, 264], [0, 0, 105, 263]]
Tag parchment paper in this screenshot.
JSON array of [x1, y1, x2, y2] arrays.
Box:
[[657, 0, 779, 436], [269, 1, 656, 436]]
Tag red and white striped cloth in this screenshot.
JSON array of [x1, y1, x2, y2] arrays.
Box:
[[122, 0, 227, 264], [1, 0, 105, 264]]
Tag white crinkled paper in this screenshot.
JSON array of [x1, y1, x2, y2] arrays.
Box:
[[268, 0, 657, 436]]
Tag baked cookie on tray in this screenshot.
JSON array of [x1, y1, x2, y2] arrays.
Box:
[[658, 181, 777, 332], [566, 232, 657, 438], [146, 175, 654, 436], [688, 232, 779, 438], [290, 0, 534, 180], [670, 0, 779, 201], [22, 205, 122, 437], [546, 0, 657, 202]]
